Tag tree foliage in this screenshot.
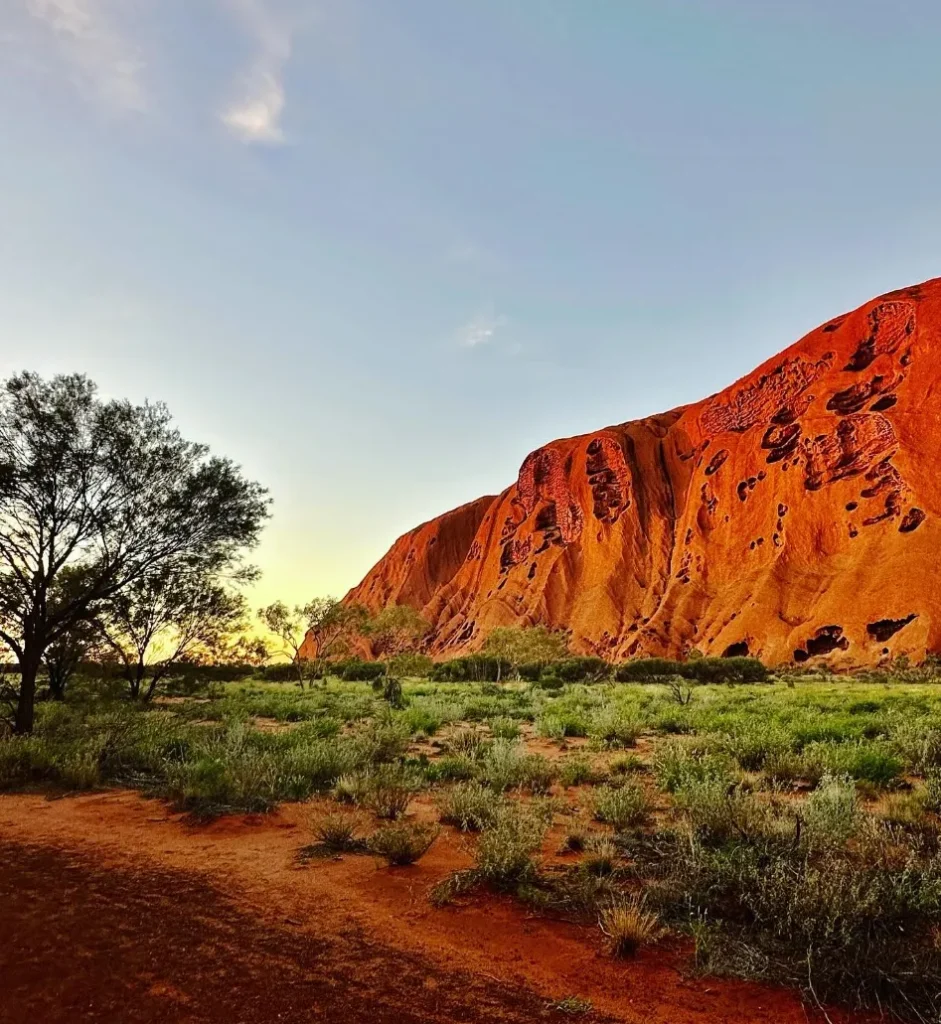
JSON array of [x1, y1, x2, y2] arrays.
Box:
[[0, 372, 269, 732], [258, 597, 368, 687], [481, 625, 570, 680], [97, 569, 248, 700], [363, 604, 428, 658]]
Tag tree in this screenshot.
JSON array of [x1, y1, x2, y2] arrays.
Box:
[[0, 372, 269, 733], [481, 625, 569, 681], [364, 605, 428, 659], [258, 598, 367, 687], [43, 617, 100, 701], [96, 569, 248, 700]]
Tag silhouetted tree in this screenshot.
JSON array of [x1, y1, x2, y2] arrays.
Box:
[[0, 372, 269, 732], [96, 568, 248, 700], [259, 598, 367, 687]]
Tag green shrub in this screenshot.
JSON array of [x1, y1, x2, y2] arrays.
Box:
[[614, 658, 684, 683], [477, 740, 555, 793], [425, 754, 476, 782], [592, 782, 649, 829], [549, 658, 611, 684], [537, 710, 588, 740], [653, 741, 735, 793], [367, 821, 439, 865], [488, 716, 521, 741], [802, 774, 859, 851], [385, 653, 434, 678], [311, 810, 365, 852], [437, 782, 504, 831], [560, 755, 604, 787], [589, 707, 641, 748], [338, 659, 386, 682], [431, 656, 510, 683], [475, 805, 548, 885], [363, 763, 424, 819], [673, 779, 774, 844]]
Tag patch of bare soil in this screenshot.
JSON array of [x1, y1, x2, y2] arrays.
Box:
[[0, 792, 863, 1024]]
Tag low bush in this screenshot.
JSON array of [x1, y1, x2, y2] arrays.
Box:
[[588, 707, 641, 748], [436, 782, 504, 831], [549, 658, 611, 684], [615, 658, 684, 683], [311, 810, 366, 852], [599, 899, 664, 957], [367, 821, 439, 865], [363, 763, 424, 819], [338, 659, 386, 682], [592, 782, 649, 830], [559, 755, 605, 787], [475, 805, 548, 885]]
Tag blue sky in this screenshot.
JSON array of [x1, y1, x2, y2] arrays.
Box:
[[1, 0, 940, 607]]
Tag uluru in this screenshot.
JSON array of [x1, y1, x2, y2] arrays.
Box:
[[342, 279, 939, 668]]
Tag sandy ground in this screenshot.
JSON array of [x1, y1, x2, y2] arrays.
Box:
[[0, 791, 866, 1024]]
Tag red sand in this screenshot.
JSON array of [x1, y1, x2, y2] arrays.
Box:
[[315, 279, 938, 668], [0, 792, 867, 1023]]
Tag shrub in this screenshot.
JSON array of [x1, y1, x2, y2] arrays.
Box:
[[615, 659, 684, 683], [685, 657, 768, 684], [437, 783, 505, 831], [477, 740, 555, 793], [802, 773, 859, 851], [364, 763, 424, 819], [549, 658, 611, 684], [332, 772, 372, 804], [924, 769, 941, 812], [338, 659, 386, 682], [537, 710, 588, 740], [589, 707, 641, 748], [475, 805, 548, 885], [385, 653, 434, 678], [446, 729, 489, 760], [311, 810, 365, 852], [581, 836, 619, 877], [653, 741, 735, 793], [599, 899, 664, 957], [367, 821, 439, 865], [673, 779, 773, 844], [560, 755, 604, 787], [431, 656, 510, 683], [488, 716, 521, 741], [425, 754, 476, 782], [592, 782, 649, 830]]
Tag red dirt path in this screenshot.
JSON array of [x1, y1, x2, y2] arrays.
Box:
[[0, 792, 864, 1023]]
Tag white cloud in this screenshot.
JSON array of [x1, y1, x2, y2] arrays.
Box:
[[459, 307, 507, 348], [25, 0, 146, 113], [221, 0, 293, 145]]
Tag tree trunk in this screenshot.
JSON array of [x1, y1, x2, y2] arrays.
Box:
[[48, 670, 66, 701], [14, 650, 42, 734]]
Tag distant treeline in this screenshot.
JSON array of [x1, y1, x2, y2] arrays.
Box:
[[5, 654, 770, 689]]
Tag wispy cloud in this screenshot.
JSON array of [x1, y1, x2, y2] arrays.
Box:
[[221, 0, 293, 145], [24, 0, 146, 113], [459, 307, 508, 349]]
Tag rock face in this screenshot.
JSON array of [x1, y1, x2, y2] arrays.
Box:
[[341, 279, 940, 667]]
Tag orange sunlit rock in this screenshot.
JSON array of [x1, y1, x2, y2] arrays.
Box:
[[342, 280, 938, 667]]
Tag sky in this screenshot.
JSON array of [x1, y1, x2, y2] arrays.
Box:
[[1, 0, 940, 611]]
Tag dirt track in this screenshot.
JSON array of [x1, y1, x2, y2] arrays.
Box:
[[0, 792, 862, 1023]]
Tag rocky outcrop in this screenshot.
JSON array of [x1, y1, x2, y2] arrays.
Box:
[[334, 279, 940, 667]]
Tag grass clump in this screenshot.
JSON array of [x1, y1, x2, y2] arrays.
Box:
[[599, 899, 664, 957], [367, 821, 439, 865], [592, 782, 649, 830], [436, 782, 504, 831]]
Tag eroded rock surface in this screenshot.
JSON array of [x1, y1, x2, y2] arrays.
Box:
[[325, 280, 940, 667]]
